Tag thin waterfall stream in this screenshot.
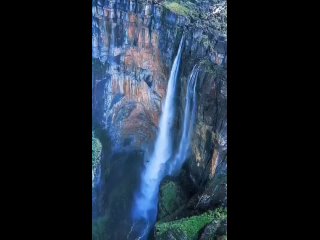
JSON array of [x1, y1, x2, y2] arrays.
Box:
[[168, 65, 199, 175]]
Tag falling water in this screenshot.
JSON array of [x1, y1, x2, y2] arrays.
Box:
[[130, 36, 184, 239], [168, 65, 199, 175]]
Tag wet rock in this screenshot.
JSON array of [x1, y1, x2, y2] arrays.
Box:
[[195, 173, 227, 210], [199, 219, 227, 240], [156, 228, 188, 240]]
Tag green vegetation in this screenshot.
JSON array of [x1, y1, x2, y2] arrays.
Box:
[[158, 181, 186, 219], [155, 207, 227, 240], [161, 0, 226, 34], [163, 1, 193, 18], [92, 131, 102, 175]]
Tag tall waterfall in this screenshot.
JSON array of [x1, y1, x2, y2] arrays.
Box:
[[168, 65, 199, 175], [130, 36, 184, 238]]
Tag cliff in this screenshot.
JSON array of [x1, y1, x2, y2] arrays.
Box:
[[92, 0, 227, 239]]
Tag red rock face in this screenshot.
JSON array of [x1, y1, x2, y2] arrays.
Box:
[[93, 8, 170, 149]]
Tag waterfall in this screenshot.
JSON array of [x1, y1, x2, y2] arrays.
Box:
[[168, 65, 199, 175], [130, 36, 184, 238]]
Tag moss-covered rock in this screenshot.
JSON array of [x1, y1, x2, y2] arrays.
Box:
[[155, 207, 227, 240], [158, 180, 187, 219], [163, 1, 193, 18]]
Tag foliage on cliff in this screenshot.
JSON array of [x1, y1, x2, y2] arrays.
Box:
[[158, 180, 187, 219], [163, 1, 194, 17], [160, 0, 227, 35], [155, 207, 227, 240]]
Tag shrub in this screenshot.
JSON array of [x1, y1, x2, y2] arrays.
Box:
[[163, 1, 192, 17], [155, 207, 227, 240], [158, 181, 187, 219]]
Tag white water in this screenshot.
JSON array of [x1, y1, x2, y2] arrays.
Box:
[[168, 65, 199, 175], [131, 36, 184, 230]]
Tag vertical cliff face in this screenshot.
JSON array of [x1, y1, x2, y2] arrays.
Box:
[[165, 1, 227, 219], [92, 0, 226, 175], [92, 0, 184, 150], [92, 0, 227, 239], [179, 31, 227, 186]]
